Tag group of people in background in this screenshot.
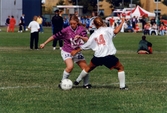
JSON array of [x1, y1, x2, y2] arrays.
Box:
[[107, 15, 167, 36], [5, 14, 44, 33], [6, 11, 163, 55], [5, 14, 44, 50], [6, 15, 16, 32], [6, 14, 25, 33]]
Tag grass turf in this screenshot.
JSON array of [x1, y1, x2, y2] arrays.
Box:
[[0, 26, 167, 113]]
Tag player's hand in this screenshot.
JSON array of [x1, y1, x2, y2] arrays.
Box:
[[40, 43, 45, 49], [121, 17, 125, 23], [74, 35, 81, 39], [71, 48, 82, 56], [71, 50, 78, 56], [122, 13, 126, 17]]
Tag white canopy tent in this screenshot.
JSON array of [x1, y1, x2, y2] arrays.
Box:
[[126, 5, 155, 17]]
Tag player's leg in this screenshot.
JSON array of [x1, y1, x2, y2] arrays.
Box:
[[34, 32, 39, 49], [76, 60, 90, 86], [52, 39, 57, 50], [62, 58, 74, 80], [74, 52, 90, 87], [103, 55, 127, 90], [61, 50, 74, 80], [148, 46, 153, 54], [75, 60, 96, 88], [112, 61, 128, 90], [30, 33, 34, 49], [58, 58, 73, 88], [59, 39, 63, 50]]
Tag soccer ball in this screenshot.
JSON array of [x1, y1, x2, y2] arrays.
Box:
[[60, 79, 73, 90]]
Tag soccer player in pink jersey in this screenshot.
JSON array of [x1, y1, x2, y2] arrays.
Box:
[[40, 14, 91, 89], [71, 16, 128, 90]]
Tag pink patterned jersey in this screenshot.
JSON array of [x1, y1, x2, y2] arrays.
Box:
[[53, 25, 87, 53]]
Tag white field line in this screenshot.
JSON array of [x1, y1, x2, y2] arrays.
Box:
[[0, 81, 167, 90], [109, 81, 167, 85], [0, 85, 41, 90]]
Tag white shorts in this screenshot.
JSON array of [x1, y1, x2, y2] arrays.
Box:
[[61, 50, 85, 63]]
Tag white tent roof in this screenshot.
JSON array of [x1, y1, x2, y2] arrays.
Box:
[[127, 5, 155, 17]]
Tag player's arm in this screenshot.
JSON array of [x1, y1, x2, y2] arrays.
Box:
[[40, 36, 54, 48], [74, 35, 88, 42], [114, 17, 125, 34], [80, 36, 88, 42], [78, 29, 89, 42]]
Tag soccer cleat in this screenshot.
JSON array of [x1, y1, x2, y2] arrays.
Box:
[[83, 84, 92, 89], [58, 81, 62, 89], [58, 83, 61, 89], [73, 81, 80, 85], [120, 86, 128, 90]]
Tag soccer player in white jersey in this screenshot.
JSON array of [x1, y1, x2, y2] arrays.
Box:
[[71, 16, 128, 90]]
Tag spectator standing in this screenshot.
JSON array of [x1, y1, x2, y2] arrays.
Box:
[[131, 16, 138, 30], [140, 16, 146, 31], [52, 9, 64, 50], [37, 15, 44, 33], [150, 17, 156, 26], [28, 16, 40, 50], [63, 16, 69, 28], [6, 16, 10, 32], [85, 16, 90, 29], [80, 16, 86, 26], [18, 14, 25, 32], [9, 15, 16, 32], [89, 11, 97, 35]]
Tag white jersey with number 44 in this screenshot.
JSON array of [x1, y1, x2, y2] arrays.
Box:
[[80, 27, 116, 57]]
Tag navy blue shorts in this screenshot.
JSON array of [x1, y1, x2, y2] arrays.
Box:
[[91, 55, 119, 69]]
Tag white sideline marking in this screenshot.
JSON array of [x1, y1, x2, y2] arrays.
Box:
[[100, 81, 167, 85], [0, 81, 166, 90], [0, 85, 41, 90]]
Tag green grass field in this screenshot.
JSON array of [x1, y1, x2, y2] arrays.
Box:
[[0, 26, 167, 113]]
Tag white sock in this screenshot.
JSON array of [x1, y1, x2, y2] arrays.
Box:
[[76, 70, 88, 83], [118, 71, 125, 88], [83, 74, 89, 86], [62, 70, 70, 80]]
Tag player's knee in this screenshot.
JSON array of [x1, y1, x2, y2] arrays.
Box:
[[66, 66, 74, 73], [114, 63, 124, 71], [118, 65, 124, 71], [84, 67, 89, 72]]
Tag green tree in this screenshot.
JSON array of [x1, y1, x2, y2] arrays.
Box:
[[70, 0, 97, 13], [106, 0, 140, 9]]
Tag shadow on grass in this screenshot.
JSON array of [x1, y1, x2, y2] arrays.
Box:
[[73, 85, 118, 89]]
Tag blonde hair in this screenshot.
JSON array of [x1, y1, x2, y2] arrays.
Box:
[[69, 14, 85, 27], [93, 17, 106, 28], [69, 14, 79, 23]]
